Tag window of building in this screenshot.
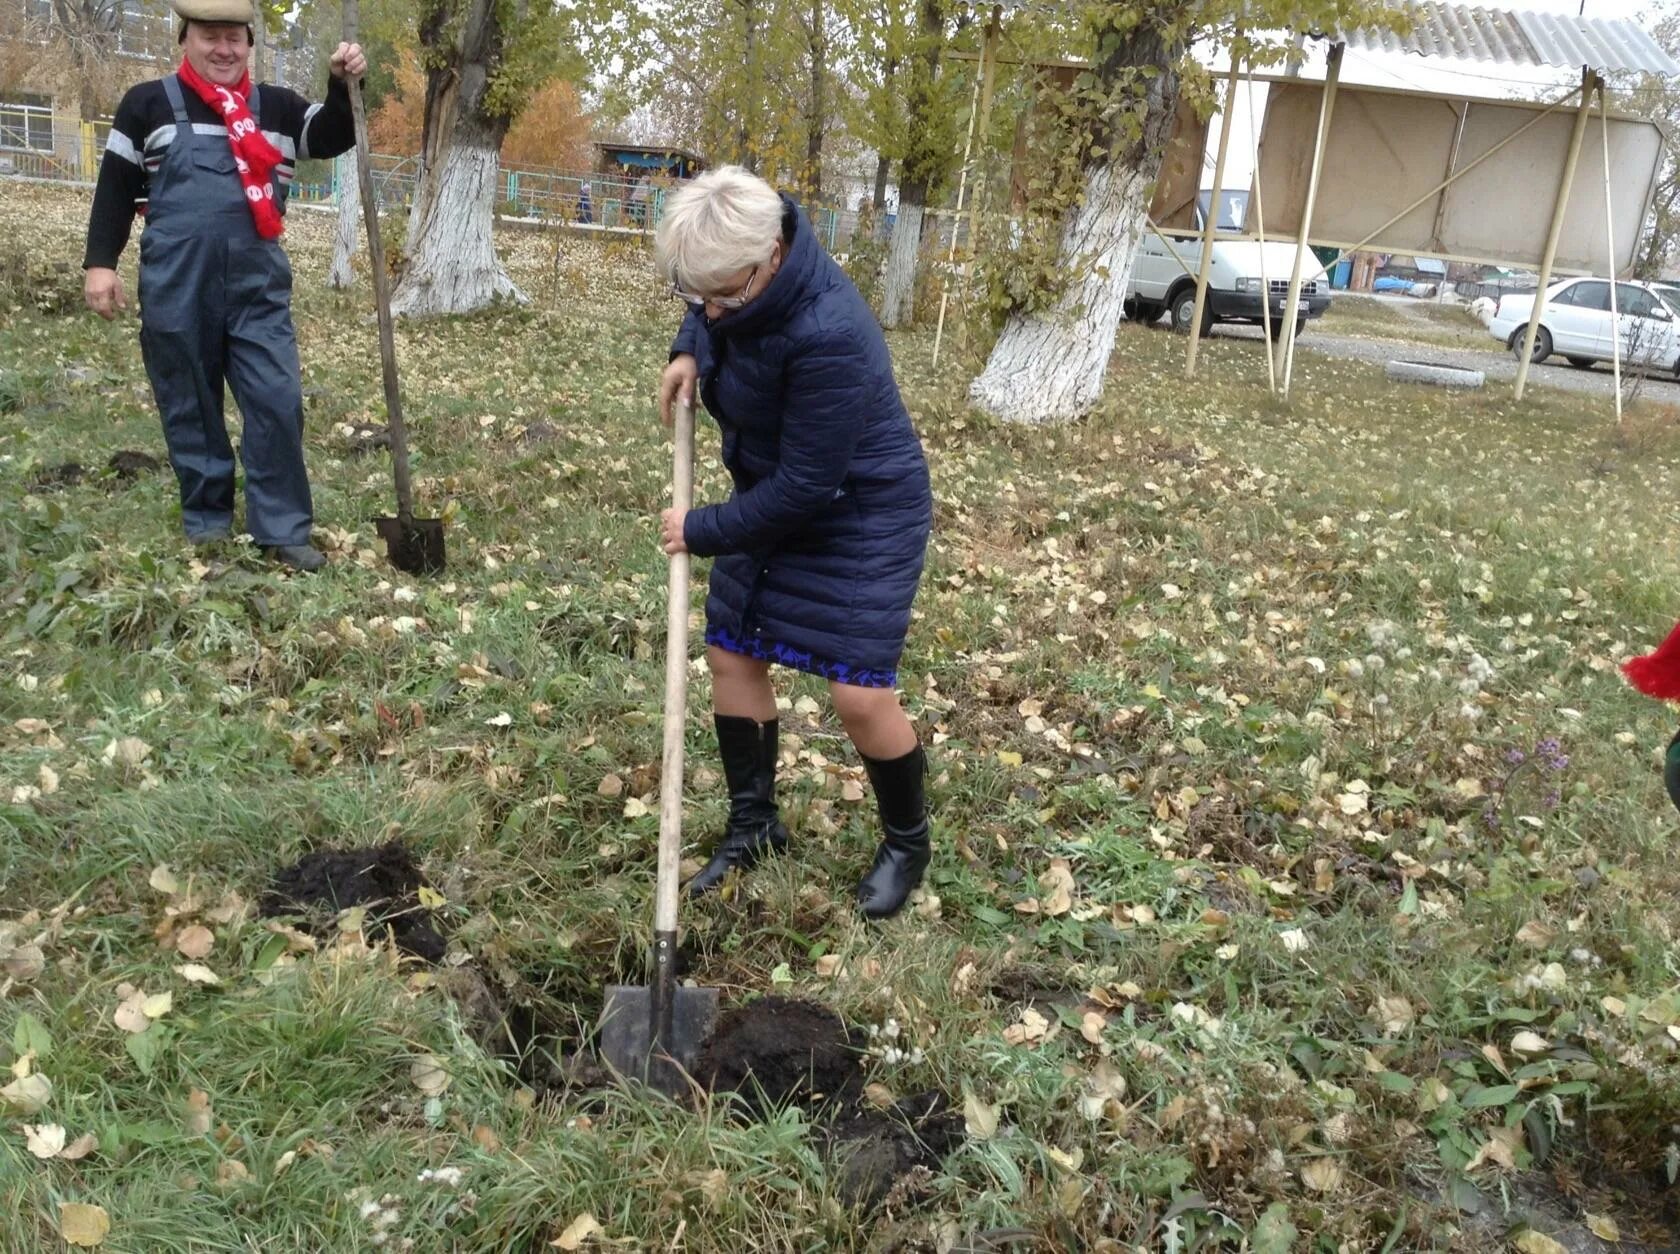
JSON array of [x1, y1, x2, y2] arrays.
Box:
[[0, 95, 54, 153]]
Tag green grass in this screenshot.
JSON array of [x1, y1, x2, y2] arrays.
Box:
[[3, 183, 1680, 1251], [1319, 292, 1493, 351]]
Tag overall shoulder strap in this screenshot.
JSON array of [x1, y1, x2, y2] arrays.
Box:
[[161, 74, 190, 124]]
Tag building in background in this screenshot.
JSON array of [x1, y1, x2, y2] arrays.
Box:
[[2, 0, 318, 181]]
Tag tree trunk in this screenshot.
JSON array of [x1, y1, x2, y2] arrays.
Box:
[[877, 0, 944, 328], [329, 150, 360, 289], [391, 0, 526, 317], [873, 151, 891, 210], [879, 186, 924, 328], [742, 0, 761, 172], [967, 162, 1154, 423], [803, 0, 826, 202], [969, 18, 1183, 424], [390, 135, 524, 316]]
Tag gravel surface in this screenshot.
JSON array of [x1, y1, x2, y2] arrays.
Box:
[[1209, 322, 1680, 401]]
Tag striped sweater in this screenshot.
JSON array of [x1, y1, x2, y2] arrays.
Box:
[[83, 74, 354, 270]]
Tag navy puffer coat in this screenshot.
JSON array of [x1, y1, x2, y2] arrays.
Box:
[[672, 195, 932, 682]]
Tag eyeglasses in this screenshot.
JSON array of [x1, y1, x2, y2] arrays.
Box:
[[671, 265, 762, 310], [670, 245, 779, 310]]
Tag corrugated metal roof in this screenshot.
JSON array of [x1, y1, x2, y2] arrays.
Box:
[[1341, 3, 1680, 76]]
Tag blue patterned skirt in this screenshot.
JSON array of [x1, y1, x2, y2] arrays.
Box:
[[705, 625, 898, 689]]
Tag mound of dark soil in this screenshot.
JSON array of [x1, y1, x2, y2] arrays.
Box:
[[823, 1089, 966, 1210], [29, 462, 84, 491], [107, 450, 162, 479], [696, 995, 864, 1116], [260, 840, 446, 962], [344, 425, 391, 457]]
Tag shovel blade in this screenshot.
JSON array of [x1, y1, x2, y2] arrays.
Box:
[[375, 515, 446, 574], [598, 984, 719, 1095]]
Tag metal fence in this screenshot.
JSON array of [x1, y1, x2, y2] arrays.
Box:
[[0, 108, 112, 183], [288, 158, 862, 252], [3, 108, 865, 253]]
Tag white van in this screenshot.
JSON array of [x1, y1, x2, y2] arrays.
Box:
[[1126, 190, 1332, 339]]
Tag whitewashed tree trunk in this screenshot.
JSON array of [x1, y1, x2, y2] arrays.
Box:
[[968, 162, 1150, 424], [328, 150, 360, 289], [390, 139, 524, 317], [879, 200, 924, 328], [405, 160, 429, 254]]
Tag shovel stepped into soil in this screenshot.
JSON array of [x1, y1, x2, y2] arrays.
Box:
[[343, 0, 444, 575], [599, 397, 718, 1092]]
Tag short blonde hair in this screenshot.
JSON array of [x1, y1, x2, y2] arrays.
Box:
[[655, 166, 784, 297]]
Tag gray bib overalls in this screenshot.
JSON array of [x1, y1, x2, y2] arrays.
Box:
[[138, 74, 312, 547]]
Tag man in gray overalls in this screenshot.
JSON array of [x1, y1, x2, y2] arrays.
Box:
[[83, 0, 367, 571]]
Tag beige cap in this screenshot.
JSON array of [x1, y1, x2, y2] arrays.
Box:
[[170, 0, 256, 24]]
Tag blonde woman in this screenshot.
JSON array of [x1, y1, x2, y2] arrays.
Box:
[[654, 167, 934, 920]]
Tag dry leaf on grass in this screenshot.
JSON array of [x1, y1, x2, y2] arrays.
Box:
[[60, 1133, 97, 1161], [24, 1123, 66, 1158], [1038, 858, 1076, 916], [411, 1056, 451, 1096], [1585, 1214, 1620, 1242], [596, 773, 623, 798], [862, 1083, 896, 1110], [148, 865, 180, 895], [1300, 1158, 1344, 1192], [2, 1072, 52, 1114], [174, 926, 214, 960], [1002, 1007, 1051, 1047], [1511, 1232, 1570, 1254], [175, 964, 220, 986], [2, 943, 45, 981], [963, 1089, 999, 1139], [550, 1212, 607, 1249], [59, 1203, 110, 1247], [103, 737, 152, 769], [184, 1090, 212, 1137], [112, 991, 151, 1034]]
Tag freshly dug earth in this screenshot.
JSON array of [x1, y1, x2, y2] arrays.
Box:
[[694, 996, 964, 1209], [822, 1090, 966, 1210], [29, 461, 84, 491], [697, 995, 864, 1115], [107, 449, 162, 479], [261, 840, 446, 961]]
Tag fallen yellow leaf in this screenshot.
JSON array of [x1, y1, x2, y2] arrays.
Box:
[[551, 1212, 606, 1249], [59, 1202, 110, 1247]]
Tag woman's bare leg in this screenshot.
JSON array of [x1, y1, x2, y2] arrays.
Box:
[[827, 681, 917, 759], [709, 645, 776, 720]]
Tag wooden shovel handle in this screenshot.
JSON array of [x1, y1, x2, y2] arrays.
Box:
[[655, 399, 695, 936], [342, 0, 415, 523]]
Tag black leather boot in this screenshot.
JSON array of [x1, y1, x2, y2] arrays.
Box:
[[687, 715, 789, 897], [856, 743, 931, 920]]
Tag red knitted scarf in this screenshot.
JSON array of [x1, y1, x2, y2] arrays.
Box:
[[176, 59, 284, 239]]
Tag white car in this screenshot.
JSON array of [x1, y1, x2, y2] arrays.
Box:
[[1488, 277, 1680, 373], [1126, 190, 1332, 339]]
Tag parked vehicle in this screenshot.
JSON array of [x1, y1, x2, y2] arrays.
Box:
[[1126, 190, 1332, 339], [1488, 277, 1680, 373]]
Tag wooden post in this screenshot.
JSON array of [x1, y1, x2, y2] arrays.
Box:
[[1185, 29, 1243, 379], [1600, 81, 1623, 427], [1280, 41, 1343, 396], [1247, 71, 1276, 393], [931, 5, 998, 370], [1514, 67, 1598, 401]]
